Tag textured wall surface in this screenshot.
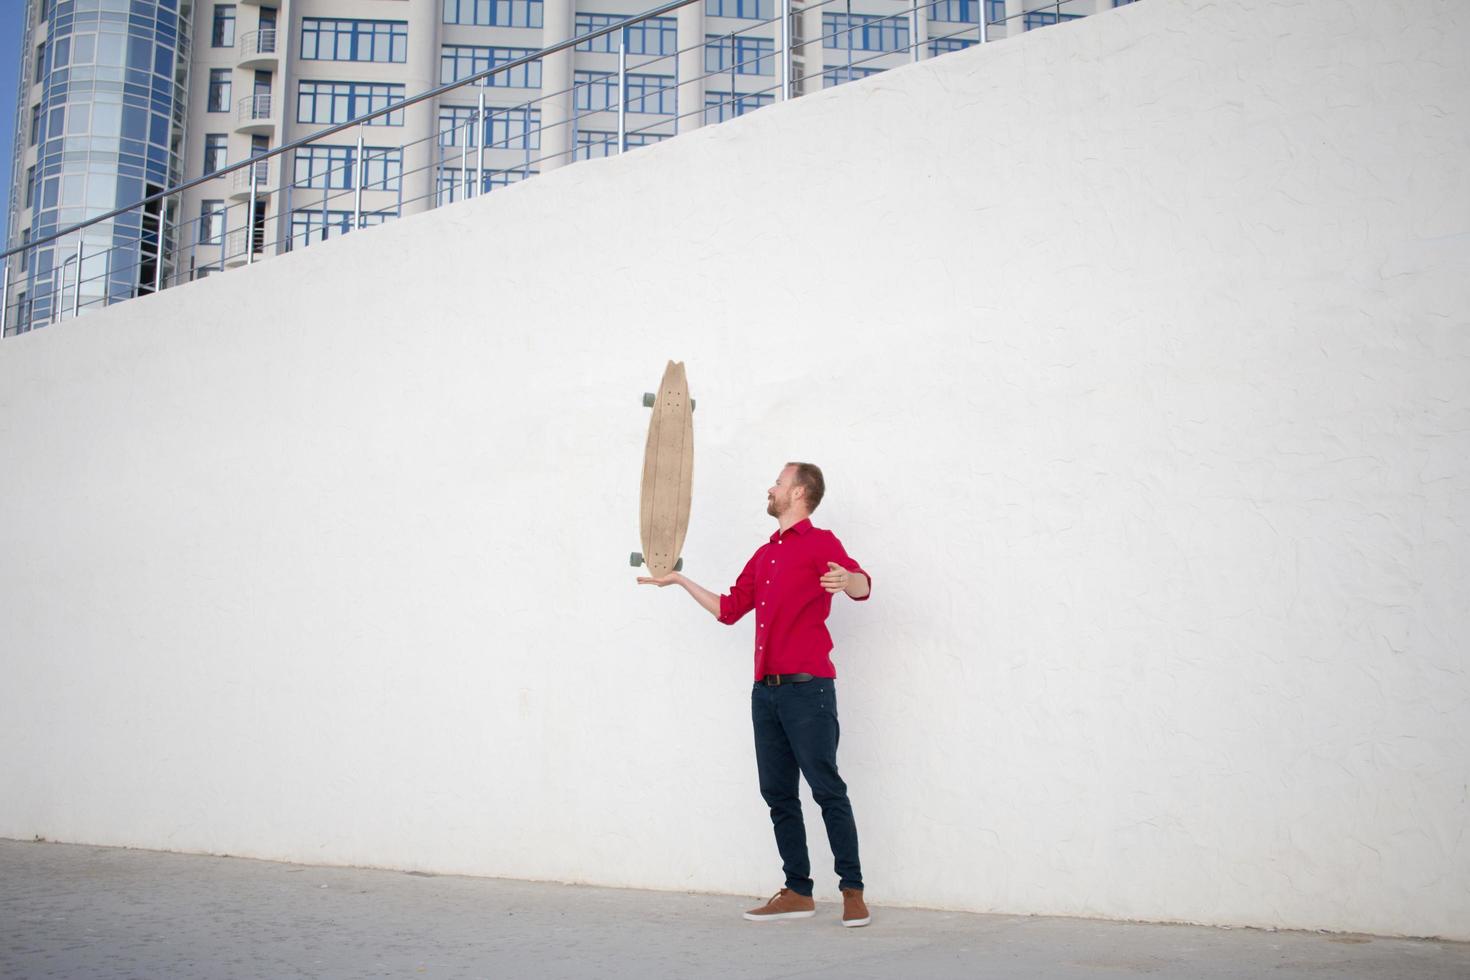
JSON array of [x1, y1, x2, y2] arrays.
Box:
[[2, 0, 1467, 939]]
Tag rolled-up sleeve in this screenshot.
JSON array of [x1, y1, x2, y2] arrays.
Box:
[[823, 532, 872, 601], [718, 553, 758, 624]]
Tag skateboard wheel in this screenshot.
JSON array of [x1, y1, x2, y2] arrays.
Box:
[[630, 552, 644, 567], [674, 558, 684, 572], [642, 392, 655, 408]]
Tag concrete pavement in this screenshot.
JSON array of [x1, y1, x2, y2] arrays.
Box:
[[2, 839, 1466, 979]]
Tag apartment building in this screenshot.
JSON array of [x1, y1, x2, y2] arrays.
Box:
[[4, 0, 1136, 333]]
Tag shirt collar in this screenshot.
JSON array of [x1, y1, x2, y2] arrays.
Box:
[[770, 518, 814, 543]]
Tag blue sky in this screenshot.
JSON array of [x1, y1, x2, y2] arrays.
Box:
[[1, 1, 26, 244]]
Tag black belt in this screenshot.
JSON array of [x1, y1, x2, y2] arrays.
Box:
[[761, 673, 814, 686]]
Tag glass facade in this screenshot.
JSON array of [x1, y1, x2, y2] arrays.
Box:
[[2, 0, 1140, 332], [6, 0, 190, 334]]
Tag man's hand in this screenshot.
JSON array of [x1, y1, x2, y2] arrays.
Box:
[[637, 572, 682, 587], [637, 571, 722, 618], [821, 562, 850, 594]]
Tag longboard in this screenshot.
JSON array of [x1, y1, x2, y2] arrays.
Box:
[[631, 361, 694, 577]]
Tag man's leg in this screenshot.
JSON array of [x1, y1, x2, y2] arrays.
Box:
[[778, 679, 863, 893], [751, 682, 814, 896]]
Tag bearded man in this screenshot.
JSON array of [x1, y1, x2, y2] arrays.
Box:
[[638, 462, 873, 927]]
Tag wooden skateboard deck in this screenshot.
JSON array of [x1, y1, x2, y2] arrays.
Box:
[[636, 361, 694, 578]]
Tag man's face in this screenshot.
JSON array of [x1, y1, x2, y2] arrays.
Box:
[[767, 466, 800, 518]]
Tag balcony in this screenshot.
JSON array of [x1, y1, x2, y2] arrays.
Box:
[[222, 226, 269, 267], [237, 29, 279, 70], [229, 159, 272, 200], [234, 94, 276, 135]]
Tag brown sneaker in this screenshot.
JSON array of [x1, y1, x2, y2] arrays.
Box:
[[841, 887, 870, 927], [743, 888, 816, 922]]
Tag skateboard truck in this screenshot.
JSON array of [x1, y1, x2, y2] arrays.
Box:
[[631, 553, 683, 572], [643, 393, 695, 410]]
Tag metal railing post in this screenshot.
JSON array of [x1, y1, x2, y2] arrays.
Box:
[[154, 198, 166, 294], [52, 260, 69, 325], [912, 0, 923, 64], [617, 28, 628, 154], [72, 241, 83, 317], [247, 162, 259, 265], [980, 0, 988, 43], [779, 0, 792, 101], [283, 152, 293, 252], [460, 114, 471, 198], [1, 262, 9, 336], [477, 88, 486, 194], [728, 32, 737, 118], [353, 129, 366, 230]]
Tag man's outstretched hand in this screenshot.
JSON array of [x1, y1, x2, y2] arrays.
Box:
[[637, 572, 682, 587], [637, 571, 721, 618], [821, 562, 850, 594]]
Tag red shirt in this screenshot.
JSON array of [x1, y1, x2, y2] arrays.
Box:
[[718, 518, 872, 680]]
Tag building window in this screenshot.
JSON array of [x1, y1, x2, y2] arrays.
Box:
[[293, 145, 403, 191], [30, 104, 41, 145], [442, 0, 543, 28], [987, 0, 1004, 22], [203, 134, 228, 174], [207, 69, 232, 112], [297, 81, 405, 126], [575, 15, 677, 55], [929, 37, 976, 56], [572, 71, 675, 114], [440, 46, 541, 87], [34, 44, 46, 83], [928, 0, 978, 23], [438, 106, 541, 150], [704, 0, 772, 18], [704, 90, 773, 123], [822, 13, 909, 51], [705, 34, 774, 75], [199, 200, 226, 245], [24, 165, 35, 208], [300, 19, 408, 63], [435, 168, 535, 204], [822, 64, 882, 87], [212, 5, 236, 47], [572, 130, 666, 160], [290, 209, 397, 246], [1023, 11, 1083, 29], [486, 109, 540, 150]]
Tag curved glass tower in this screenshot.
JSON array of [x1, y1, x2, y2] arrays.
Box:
[[6, 0, 191, 333]]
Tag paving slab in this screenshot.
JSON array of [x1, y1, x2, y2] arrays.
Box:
[[1, 839, 1466, 980]]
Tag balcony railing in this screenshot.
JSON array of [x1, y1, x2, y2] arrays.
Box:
[[2, 0, 1142, 334], [236, 93, 273, 124], [240, 28, 278, 56], [232, 160, 270, 194]]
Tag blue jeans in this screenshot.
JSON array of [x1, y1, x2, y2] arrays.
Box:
[[751, 678, 864, 896]]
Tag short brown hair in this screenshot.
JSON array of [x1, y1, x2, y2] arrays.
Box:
[[785, 462, 826, 512]]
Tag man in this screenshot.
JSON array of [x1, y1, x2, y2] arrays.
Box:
[[637, 462, 873, 927]]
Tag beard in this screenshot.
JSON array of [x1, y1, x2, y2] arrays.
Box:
[[767, 496, 782, 517]]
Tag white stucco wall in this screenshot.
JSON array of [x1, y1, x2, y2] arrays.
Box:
[[2, 0, 1467, 940]]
